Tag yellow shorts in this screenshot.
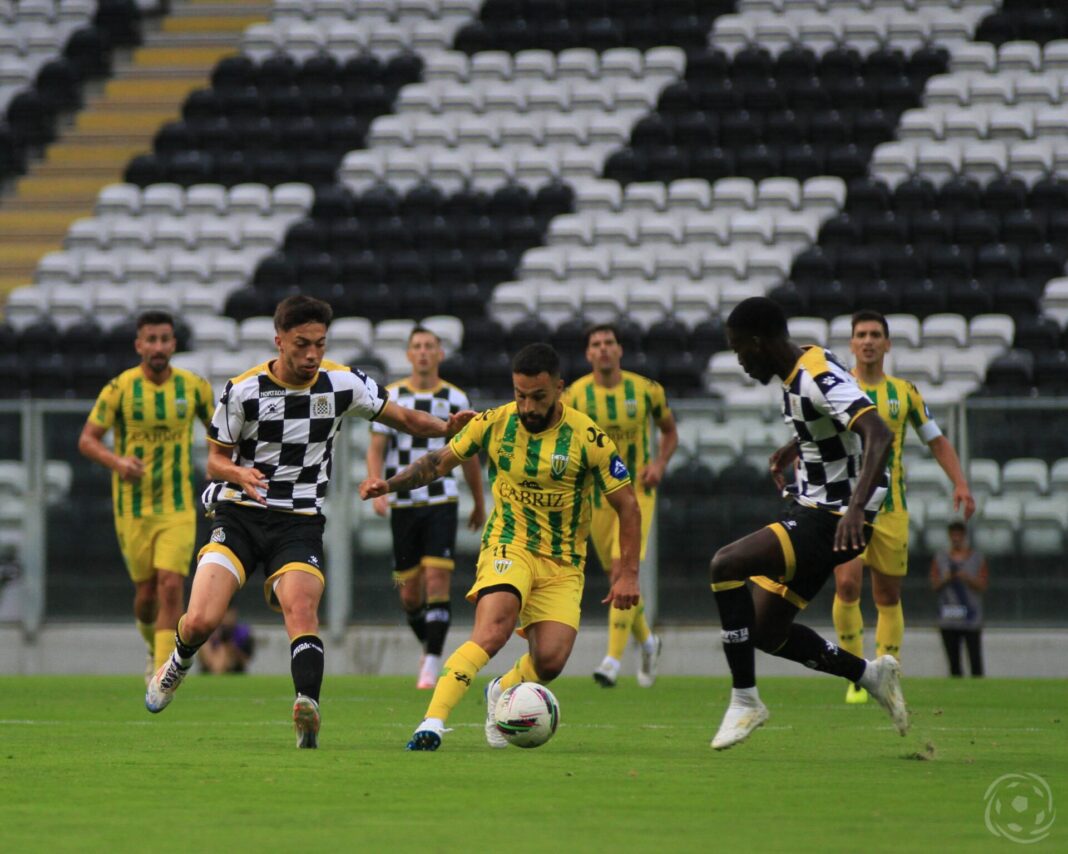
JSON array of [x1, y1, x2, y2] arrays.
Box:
[[114, 511, 196, 584], [590, 489, 655, 567], [467, 543, 584, 633], [859, 509, 909, 577]]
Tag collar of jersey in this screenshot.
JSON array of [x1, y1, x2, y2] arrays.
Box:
[[781, 346, 811, 387], [265, 360, 318, 391], [851, 370, 889, 391]]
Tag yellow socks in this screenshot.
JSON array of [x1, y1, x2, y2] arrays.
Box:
[[832, 596, 864, 658], [607, 603, 637, 660], [499, 654, 540, 690], [630, 597, 651, 645], [875, 602, 904, 660], [426, 641, 489, 722], [136, 619, 155, 652], [154, 628, 177, 670]]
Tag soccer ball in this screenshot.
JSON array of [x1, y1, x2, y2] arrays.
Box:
[[493, 682, 560, 748]]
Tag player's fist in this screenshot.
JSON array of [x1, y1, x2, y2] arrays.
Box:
[[114, 456, 144, 482], [468, 503, 486, 530], [237, 467, 268, 505], [639, 460, 664, 489], [603, 572, 640, 609], [372, 495, 389, 516], [445, 409, 476, 438], [768, 442, 798, 491], [360, 478, 389, 500]]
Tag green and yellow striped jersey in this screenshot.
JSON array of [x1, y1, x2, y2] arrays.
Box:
[[89, 366, 215, 519], [853, 372, 942, 513], [449, 402, 632, 566], [564, 371, 671, 504]]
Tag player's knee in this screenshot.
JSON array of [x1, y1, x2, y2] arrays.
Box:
[[156, 571, 183, 600], [398, 586, 421, 612], [836, 577, 861, 602], [709, 545, 743, 584], [531, 655, 565, 683], [180, 610, 215, 640], [751, 620, 787, 653]]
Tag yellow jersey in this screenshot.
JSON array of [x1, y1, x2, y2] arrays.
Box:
[[449, 402, 632, 566], [564, 371, 671, 504], [853, 372, 941, 513], [89, 366, 215, 519]]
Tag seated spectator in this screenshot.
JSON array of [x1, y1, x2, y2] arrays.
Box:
[[198, 607, 255, 674]]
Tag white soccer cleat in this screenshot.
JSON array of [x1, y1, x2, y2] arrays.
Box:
[[484, 677, 509, 748], [417, 654, 440, 690], [407, 717, 446, 751], [862, 655, 910, 736], [293, 694, 320, 749], [592, 658, 620, 688], [637, 635, 663, 688], [145, 651, 189, 713], [711, 699, 770, 751]]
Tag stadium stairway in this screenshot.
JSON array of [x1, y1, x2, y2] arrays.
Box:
[[0, 0, 270, 308]]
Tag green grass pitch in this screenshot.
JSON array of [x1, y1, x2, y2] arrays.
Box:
[[1, 675, 1063, 852]]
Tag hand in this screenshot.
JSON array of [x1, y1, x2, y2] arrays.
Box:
[[360, 477, 389, 500], [768, 446, 796, 491], [953, 484, 976, 521], [235, 467, 268, 505], [468, 504, 486, 530], [445, 410, 477, 439], [639, 460, 664, 489], [113, 456, 144, 483], [833, 507, 867, 553], [372, 495, 389, 517], [602, 571, 640, 609]]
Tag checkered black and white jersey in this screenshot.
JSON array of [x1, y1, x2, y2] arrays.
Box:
[[781, 347, 889, 521], [371, 380, 470, 507], [203, 359, 387, 515]]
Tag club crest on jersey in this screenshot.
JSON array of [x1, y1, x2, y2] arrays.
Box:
[[550, 453, 569, 477], [609, 455, 629, 480], [625, 397, 637, 417], [888, 398, 900, 418], [210, 528, 226, 543], [493, 558, 512, 575], [312, 395, 333, 418], [175, 398, 188, 417]]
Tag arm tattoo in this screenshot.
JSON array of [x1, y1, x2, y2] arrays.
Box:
[[386, 447, 451, 493]]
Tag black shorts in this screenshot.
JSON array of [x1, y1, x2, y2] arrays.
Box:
[[389, 502, 458, 579], [752, 502, 872, 609], [198, 503, 326, 611]]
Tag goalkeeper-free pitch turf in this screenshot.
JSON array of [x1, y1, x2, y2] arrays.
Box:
[[0, 675, 1063, 852]]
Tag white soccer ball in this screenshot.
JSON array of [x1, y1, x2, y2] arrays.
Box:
[[493, 682, 560, 748]]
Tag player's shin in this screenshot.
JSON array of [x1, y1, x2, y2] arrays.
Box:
[[875, 602, 904, 660], [426, 640, 490, 722], [832, 595, 865, 658], [607, 604, 636, 660], [769, 623, 867, 683], [290, 634, 325, 702], [154, 629, 177, 671], [424, 598, 451, 658], [174, 615, 202, 666], [498, 653, 540, 690], [713, 581, 756, 689]]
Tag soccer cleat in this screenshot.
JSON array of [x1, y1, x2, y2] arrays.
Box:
[[592, 658, 620, 688], [863, 655, 910, 736], [711, 700, 770, 751], [145, 651, 189, 713], [293, 694, 320, 749], [416, 654, 440, 690], [637, 635, 663, 688], [406, 718, 445, 751], [845, 683, 869, 704], [484, 677, 508, 748]]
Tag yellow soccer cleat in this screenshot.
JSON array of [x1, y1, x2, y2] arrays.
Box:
[[845, 683, 869, 704]]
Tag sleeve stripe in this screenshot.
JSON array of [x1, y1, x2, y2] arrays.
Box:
[[846, 404, 877, 430], [207, 436, 237, 448]]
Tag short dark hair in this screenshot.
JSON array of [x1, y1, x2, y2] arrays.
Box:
[[408, 325, 440, 344], [512, 343, 560, 378], [726, 297, 788, 339], [947, 520, 967, 533], [273, 295, 332, 332], [136, 309, 174, 331], [851, 309, 890, 337], [584, 322, 620, 348]]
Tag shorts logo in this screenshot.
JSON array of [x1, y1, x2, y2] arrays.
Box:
[[175, 398, 188, 417], [550, 453, 568, 477], [210, 528, 226, 543], [307, 555, 320, 567], [625, 398, 637, 417], [312, 395, 333, 418], [609, 455, 629, 480], [493, 558, 512, 575]]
